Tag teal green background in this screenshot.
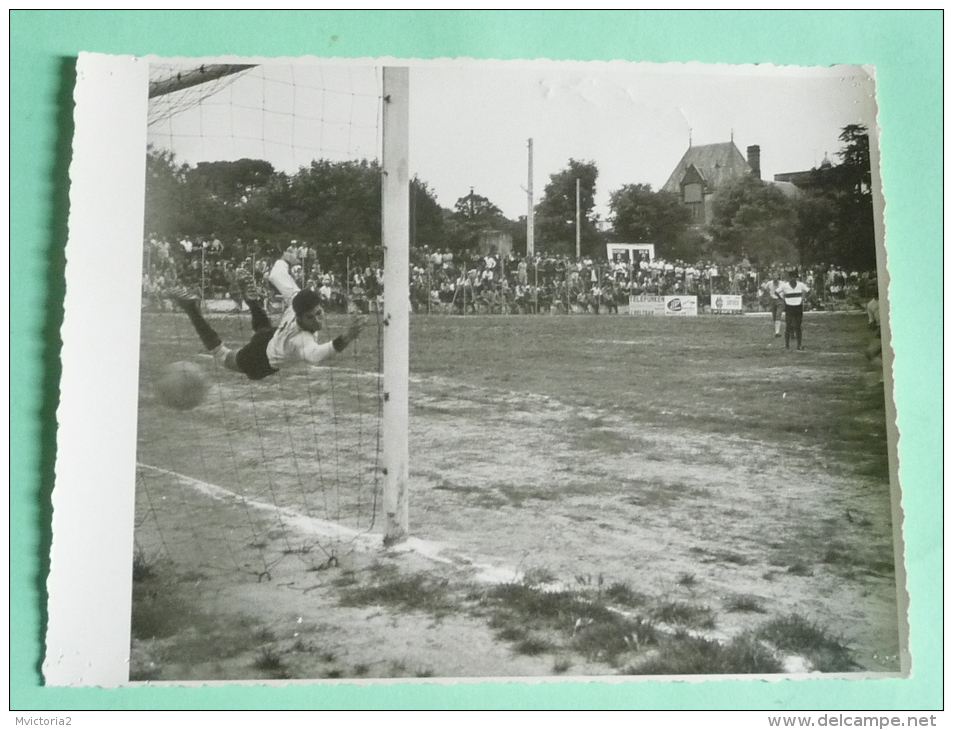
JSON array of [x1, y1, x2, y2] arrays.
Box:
[[11, 10, 941, 710]]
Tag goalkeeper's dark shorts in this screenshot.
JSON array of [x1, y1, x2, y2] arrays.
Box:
[[235, 327, 279, 380]]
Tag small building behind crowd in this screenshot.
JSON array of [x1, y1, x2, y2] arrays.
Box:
[[477, 230, 513, 257]]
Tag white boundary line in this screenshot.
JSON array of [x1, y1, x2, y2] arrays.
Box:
[[139, 462, 381, 550], [137, 463, 520, 584]]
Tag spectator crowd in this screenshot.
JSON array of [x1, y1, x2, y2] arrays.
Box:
[[142, 235, 879, 317]]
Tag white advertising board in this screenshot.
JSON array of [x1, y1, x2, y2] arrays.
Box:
[[710, 294, 744, 315], [663, 295, 697, 316], [606, 243, 656, 263], [628, 295, 697, 316]]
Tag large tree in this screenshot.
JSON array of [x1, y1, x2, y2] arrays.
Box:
[[788, 124, 877, 270], [535, 159, 601, 257], [144, 146, 188, 239], [828, 124, 877, 270], [608, 183, 699, 260], [286, 158, 382, 267], [448, 189, 508, 254], [791, 192, 837, 268], [185, 159, 282, 241], [410, 176, 449, 253], [190, 158, 276, 205], [709, 175, 798, 265]]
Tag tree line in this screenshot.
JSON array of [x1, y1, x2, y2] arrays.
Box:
[[145, 125, 876, 271]]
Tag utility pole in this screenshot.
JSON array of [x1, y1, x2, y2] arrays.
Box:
[[575, 178, 581, 259], [526, 138, 535, 256]]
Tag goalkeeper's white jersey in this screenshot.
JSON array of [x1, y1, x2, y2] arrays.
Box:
[[265, 258, 338, 370], [267, 308, 337, 370]]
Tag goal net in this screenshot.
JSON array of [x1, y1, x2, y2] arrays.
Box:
[[136, 62, 392, 585]]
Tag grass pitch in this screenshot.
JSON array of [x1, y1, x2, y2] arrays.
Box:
[[132, 307, 900, 679]]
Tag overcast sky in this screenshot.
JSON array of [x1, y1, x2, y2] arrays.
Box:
[[147, 58, 878, 221]]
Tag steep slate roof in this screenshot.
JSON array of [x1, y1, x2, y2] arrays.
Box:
[[661, 141, 752, 194]]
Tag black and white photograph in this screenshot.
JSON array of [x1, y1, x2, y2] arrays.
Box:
[[47, 54, 904, 685]]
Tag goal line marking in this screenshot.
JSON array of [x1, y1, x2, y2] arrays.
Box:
[[138, 462, 379, 550], [136, 462, 519, 584]]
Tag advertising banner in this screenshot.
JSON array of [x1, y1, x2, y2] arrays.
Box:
[[628, 295, 666, 316], [663, 295, 698, 316], [710, 294, 744, 315], [629, 295, 698, 316]]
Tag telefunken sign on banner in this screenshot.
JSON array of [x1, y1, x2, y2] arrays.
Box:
[[628, 295, 698, 316], [710, 294, 744, 314]]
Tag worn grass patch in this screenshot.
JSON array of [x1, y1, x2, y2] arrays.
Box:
[[768, 522, 895, 581], [338, 566, 454, 617], [626, 633, 783, 675], [603, 581, 650, 608], [676, 572, 698, 588], [514, 635, 555, 656], [485, 581, 602, 623], [623, 480, 712, 509], [569, 426, 642, 455], [478, 580, 658, 665], [571, 615, 659, 664], [650, 600, 717, 630], [129, 563, 282, 680], [251, 647, 284, 672], [725, 594, 768, 613], [689, 546, 752, 566], [786, 561, 814, 577], [755, 614, 856, 672]]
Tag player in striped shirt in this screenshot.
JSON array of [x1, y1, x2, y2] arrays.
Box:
[[776, 271, 811, 351]]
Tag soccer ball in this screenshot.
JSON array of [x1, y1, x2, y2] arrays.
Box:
[[157, 361, 208, 411]]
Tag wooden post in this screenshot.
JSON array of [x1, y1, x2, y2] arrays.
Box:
[[533, 259, 538, 314], [381, 67, 410, 545], [527, 138, 535, 256], [575, 178, 581, 260], [200, 244, 206, 310]]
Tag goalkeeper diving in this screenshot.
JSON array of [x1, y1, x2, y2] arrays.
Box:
[[171, 245, 367, 381]]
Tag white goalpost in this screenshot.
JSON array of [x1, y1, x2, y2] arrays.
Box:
[[381, 67, 410, 545]]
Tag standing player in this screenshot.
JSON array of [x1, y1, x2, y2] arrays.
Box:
[[760, 274, 785, 338], [776, 270, 811, 351], [171, 245, 367, 381]]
